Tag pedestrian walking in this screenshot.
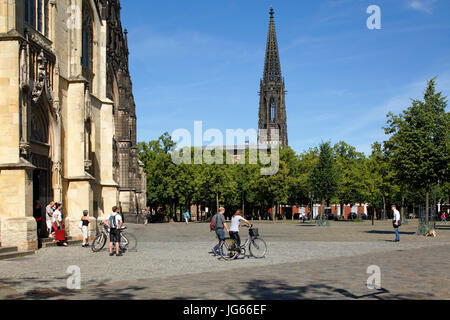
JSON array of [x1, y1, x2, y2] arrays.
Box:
[[211, 207, 229, 255], [184, 210, 190, 224], [300, 211, 306, 223], [45, 201, 55, 238], [440, 212, 447, 224], [103, 206, 123, 257], [80, 210, 91, 247], [392, 205, 401, 242]]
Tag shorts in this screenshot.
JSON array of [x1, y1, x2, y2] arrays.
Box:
[[110, 228, 120, 243], [81, 225, 89, 239]]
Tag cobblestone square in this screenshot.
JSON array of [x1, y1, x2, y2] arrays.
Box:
[[0, 220, 449, 300]]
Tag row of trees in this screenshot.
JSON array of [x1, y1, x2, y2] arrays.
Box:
[[138, 79, 449, 222]]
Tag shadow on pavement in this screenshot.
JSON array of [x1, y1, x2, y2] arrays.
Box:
[[0, 277, 147, 300], [0, 277, 433, 300], [365, 230, 416, 235], [221, 280, 431, 300]]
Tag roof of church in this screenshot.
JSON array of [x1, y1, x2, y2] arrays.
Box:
[[263, 7, 282, 83]]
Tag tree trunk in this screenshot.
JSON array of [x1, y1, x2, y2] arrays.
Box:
[[169, 203, 175, 223], [425, 191, 430, 225], [272, 205, 276, 223], [216, 193, 219, 214], [382, 195, 387, 220], [401, 195, 405, 222]]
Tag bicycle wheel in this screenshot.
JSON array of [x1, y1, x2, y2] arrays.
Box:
[[91, 233, 106, 252], [249, 238, 267, 259], [220, 239, 238, 261], [120, 232, 138, 251]]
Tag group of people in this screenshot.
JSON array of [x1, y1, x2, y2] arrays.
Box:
[[36, 201, 68, 247], [210, 207, 251, 256], [33, 201, 94, 248]]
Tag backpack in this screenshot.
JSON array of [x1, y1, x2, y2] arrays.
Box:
[[109, 214, 118, 229], [210, 214, 217, 232]]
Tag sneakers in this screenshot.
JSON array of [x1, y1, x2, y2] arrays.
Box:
[[109, 252, 115, 256], [116, 252, 123, 257]]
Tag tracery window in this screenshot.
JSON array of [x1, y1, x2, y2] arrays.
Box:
[[24, 0, 49, 37], [270, 100, 276, 121], [81, 0, 94, 71]]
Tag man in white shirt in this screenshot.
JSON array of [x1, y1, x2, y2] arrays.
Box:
[[392, 205, 401, 242], [104, 206, 123, 256]]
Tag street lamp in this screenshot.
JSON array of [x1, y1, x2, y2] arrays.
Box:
[[370, 184, 374, 226], [309, 191, 314, 221]]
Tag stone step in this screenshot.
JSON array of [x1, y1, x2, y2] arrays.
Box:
[[0, 250, 35, 261], [40, 239, 83, 249], [40, 236, 77, 244], [0, 246, 18, 254]]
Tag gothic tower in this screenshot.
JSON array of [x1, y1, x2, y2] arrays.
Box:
[[258, 8, 288, 147]]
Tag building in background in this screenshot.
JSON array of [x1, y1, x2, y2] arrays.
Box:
[[0, 0, 144, 251]]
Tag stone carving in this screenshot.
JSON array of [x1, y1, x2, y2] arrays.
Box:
[[31, 50, 47, 103], [84, 85, 92, 120], [19, 42, 29, 90]]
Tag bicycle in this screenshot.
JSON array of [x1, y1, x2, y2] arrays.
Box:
[[219, 225, 267, 261], [91, 221, 138, 253]]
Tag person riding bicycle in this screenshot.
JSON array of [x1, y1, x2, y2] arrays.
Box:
[[103, 206, 123, 257], [229, 209, 251, 255]]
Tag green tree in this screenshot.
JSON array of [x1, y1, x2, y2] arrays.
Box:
[[309, 142, 339, 215], [368, 142, 395, 219], [384, 78, 450, 224]]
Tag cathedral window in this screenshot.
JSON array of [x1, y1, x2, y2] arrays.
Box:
[[81, 0, 94, 72], [270, 101, 276, 121], [24, 0, 49, 36]]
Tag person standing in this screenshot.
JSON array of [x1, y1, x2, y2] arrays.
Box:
[[33, 200, 43, 238], [184, 210, 190, 225], [211, 207, 229, 255], [143, 206, 150, 225], [80, 210, 91, 247], [104, 206, 123, 257], [45, 201, 55, 238], [392, 205, 401, 242], [52, 203, 68, 247]]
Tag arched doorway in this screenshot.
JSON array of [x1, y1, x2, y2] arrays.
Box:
[[30, 99, 53, 235]]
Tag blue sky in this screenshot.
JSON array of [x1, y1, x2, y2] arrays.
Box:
[[121, 0, 450, 155]]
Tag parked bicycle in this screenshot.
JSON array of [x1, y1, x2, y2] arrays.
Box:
[[220, 225, 267, 261], [91, 221, 137, 252]]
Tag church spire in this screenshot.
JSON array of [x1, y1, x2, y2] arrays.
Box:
[[258, 7, 288, 147], [263, 7, 282, 83]]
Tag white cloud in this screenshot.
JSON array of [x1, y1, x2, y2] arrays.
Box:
[[408, 0, 439, 14]]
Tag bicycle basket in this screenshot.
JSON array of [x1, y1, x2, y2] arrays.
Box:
[[249, 228, 259, 237]]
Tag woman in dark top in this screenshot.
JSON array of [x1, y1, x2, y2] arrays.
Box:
[[81, 210, 91, 247], [33, 200, 43, 237]]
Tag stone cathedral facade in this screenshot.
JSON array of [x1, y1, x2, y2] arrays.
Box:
[[258, 8, 288, 147], [0, 0, 145, 251]]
